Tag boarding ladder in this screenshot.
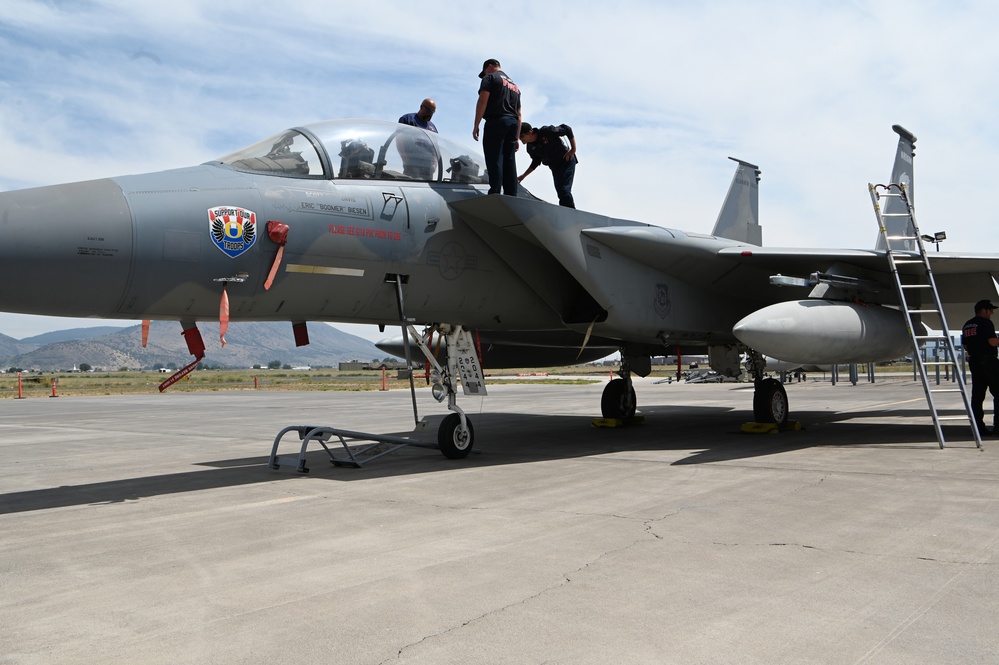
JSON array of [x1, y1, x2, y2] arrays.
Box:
[[869, 183, 981, 448]]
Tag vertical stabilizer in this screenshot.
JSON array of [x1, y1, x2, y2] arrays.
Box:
[[875, 125, 917, 250], [711, 157, 762, 245]]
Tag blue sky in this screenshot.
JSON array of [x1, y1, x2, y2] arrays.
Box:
[[2, 0, 999, 340]]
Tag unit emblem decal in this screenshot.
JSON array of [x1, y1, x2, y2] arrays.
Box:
[[654, 283, 671, 318], [209, 206, 257, 258], [428, 242, 477, 280]]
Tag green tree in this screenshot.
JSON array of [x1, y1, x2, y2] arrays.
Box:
[[267, 360, 282, 370], [78, 363, 92, 372]]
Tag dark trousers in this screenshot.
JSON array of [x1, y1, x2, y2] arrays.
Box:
[[483, 115, 519, 196], [551, 158, 577, 208], [969, 357, 999, 431]]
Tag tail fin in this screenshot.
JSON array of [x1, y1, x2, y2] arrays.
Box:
[[875, 124, 917, 251], [711, 157, 762, 245]]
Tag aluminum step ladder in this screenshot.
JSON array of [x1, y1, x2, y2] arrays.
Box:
[[869, 182, 981, 448]]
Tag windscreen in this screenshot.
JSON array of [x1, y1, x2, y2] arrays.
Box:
[[218, 129, 324, 177]]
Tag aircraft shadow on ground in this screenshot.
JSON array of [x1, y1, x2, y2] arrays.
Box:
[[0, 403, 972, 515]]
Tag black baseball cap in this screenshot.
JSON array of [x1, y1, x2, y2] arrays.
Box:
[[974, 299, 998, 311], [479, 58, 500, 78]]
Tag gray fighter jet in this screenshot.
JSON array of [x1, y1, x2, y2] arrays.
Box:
[[1, 120, 997, 458]]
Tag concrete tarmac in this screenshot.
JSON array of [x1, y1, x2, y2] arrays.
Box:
[[1, 377, 997, 664]]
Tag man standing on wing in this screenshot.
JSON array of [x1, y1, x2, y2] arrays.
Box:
[[473, 58, 521, 196]]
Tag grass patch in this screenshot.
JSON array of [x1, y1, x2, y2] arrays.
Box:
[[0, 366, 618, 398], [0, 362, 923, 398]]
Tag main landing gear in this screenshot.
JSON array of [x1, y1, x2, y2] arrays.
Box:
[[601, 363, 637, 420], [745, 349, 789, 427], [597, 348, 790, 428]]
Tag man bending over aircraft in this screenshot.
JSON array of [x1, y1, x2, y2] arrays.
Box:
[[961, 299, 999, 436], [518, 122, 578, 208]]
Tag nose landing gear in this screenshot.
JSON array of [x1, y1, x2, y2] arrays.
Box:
[[407, 323, 484, 459]]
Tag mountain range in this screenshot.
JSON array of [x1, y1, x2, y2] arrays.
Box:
[[0, 322, 391, 371]]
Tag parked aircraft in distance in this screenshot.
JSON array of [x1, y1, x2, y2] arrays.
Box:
[[1, 120, 997, 458]]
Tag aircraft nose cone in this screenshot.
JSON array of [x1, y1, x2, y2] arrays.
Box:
[[0, 179, 133, 316]]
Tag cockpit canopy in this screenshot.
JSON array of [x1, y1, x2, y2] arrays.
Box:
[[216, 119, 486, 184]]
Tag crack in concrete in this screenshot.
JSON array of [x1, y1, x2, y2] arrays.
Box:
[[382, 521, 661, 663], [703, 540, 989, 566]]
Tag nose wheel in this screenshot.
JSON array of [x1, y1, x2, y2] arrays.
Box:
[[438, 412, 475, 459]]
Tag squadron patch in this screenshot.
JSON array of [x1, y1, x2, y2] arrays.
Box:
[[209, 206, 257, 258], [654, 283, 671, 319]]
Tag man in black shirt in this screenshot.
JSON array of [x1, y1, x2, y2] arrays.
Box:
[[518, 122, 578, 208], [473, 58, 521, 196], [961, 299, 999, 435]]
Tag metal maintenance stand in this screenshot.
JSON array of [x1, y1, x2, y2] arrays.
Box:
[[268, 419, 444, 472]]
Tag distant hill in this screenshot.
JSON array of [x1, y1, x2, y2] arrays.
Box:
[[19, 326, 130, 346], [0, 332, 33, 359], [0, 326, 132, 360], [0, 321, 394, 371]]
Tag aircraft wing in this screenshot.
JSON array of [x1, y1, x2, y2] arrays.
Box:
[[715, 246, 999, 275], [716, 246, 999, 329], [452, 195, 999, 340], [591, 229, 999, 331]]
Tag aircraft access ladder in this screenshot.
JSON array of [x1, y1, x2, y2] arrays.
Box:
[[868, 183, 981, 449]]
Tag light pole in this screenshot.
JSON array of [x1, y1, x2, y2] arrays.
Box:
[[920, 230, 947, 252]]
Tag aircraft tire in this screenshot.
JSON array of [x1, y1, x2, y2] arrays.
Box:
[[601, 378, 636, 420], [438, 412, 474, 459], [753, 378, 789, 427]]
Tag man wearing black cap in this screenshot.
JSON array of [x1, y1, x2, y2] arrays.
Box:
[[961, 299, 999, 435], [518, 122, 578, 208], [472, 58, 521, 196]]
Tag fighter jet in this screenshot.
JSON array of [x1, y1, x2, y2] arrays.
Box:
[[1, 120, 997, 458]]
